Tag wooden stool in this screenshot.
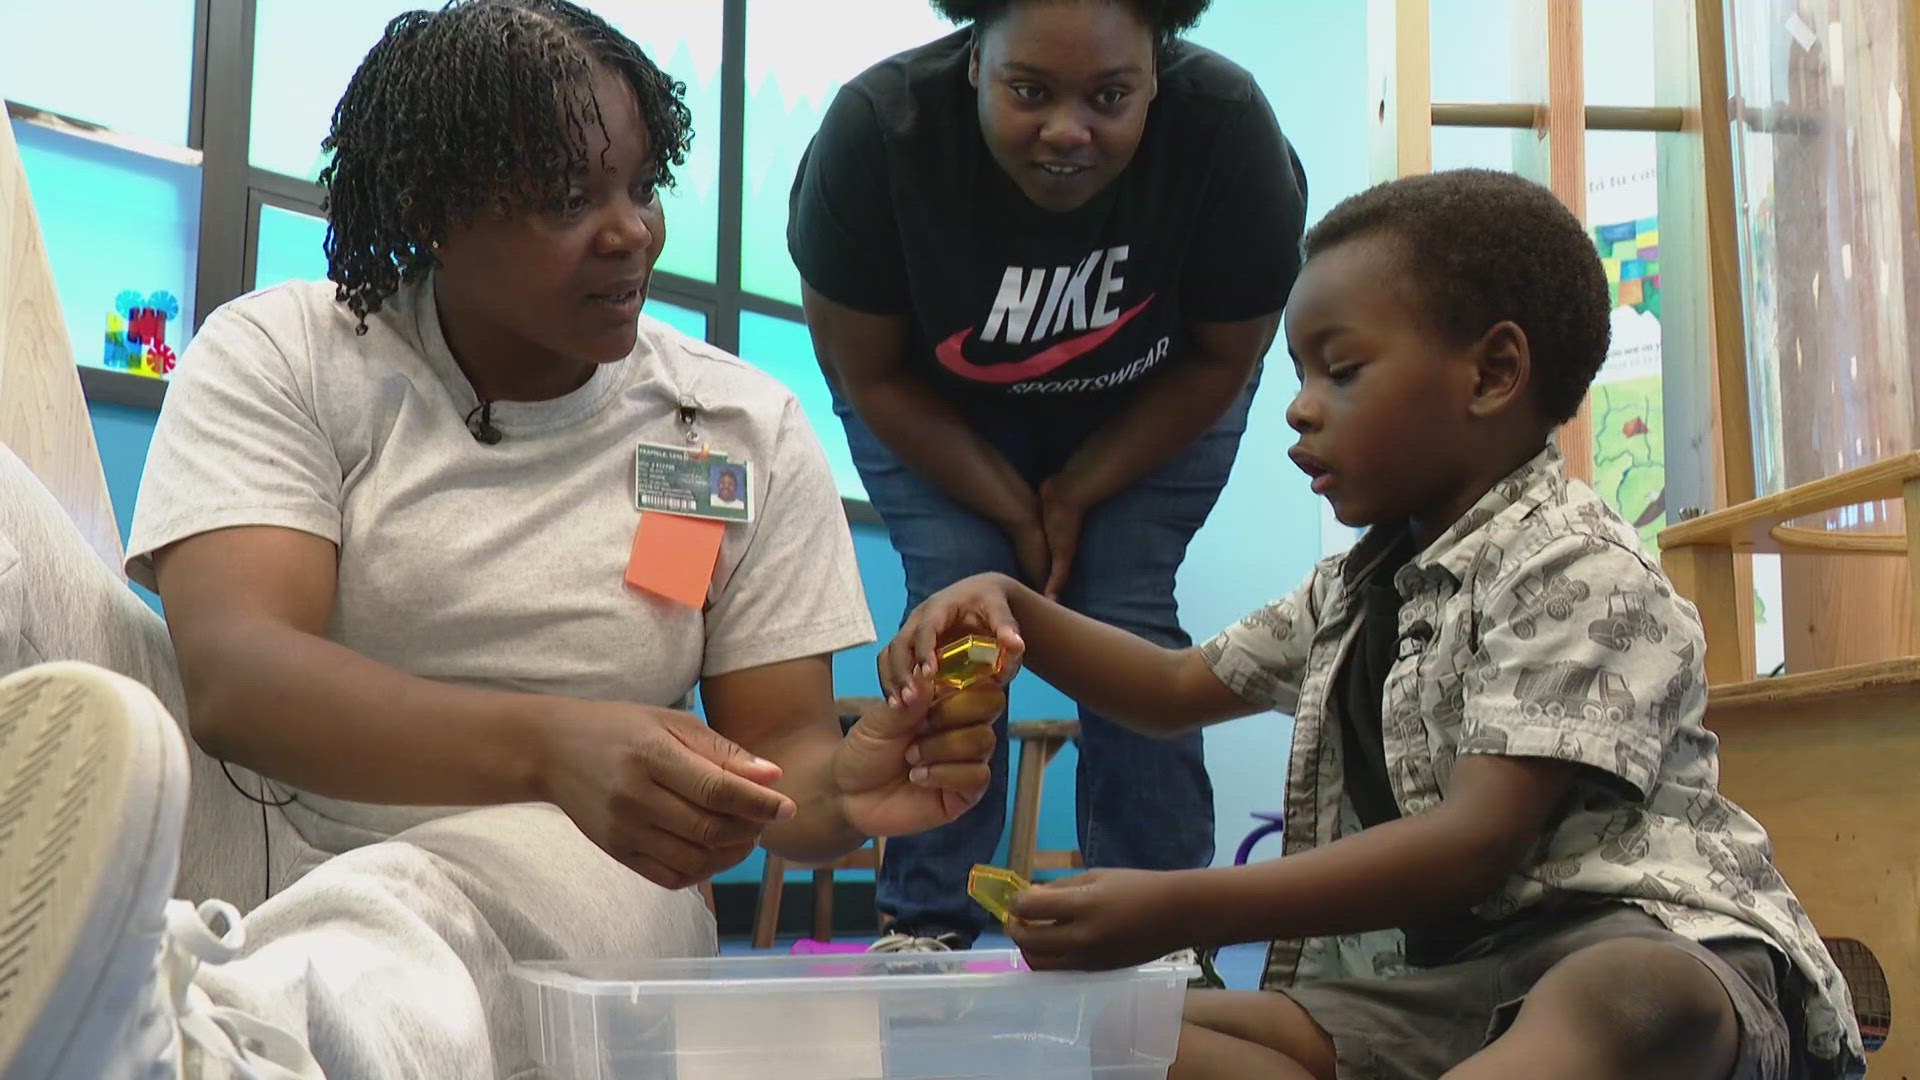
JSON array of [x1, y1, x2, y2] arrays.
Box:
[[751, 839, 884, 949], [750, 697, 884, 949], [1006, 719, 1084, 880]]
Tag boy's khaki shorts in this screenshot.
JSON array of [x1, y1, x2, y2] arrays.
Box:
[[1281, 904, 1794, 1079]]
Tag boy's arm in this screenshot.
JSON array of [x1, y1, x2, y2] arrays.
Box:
[[1011, 752, 1576, 968], [1011, 532, 1689, 970], [1187, 754, 1575, 947], [882, 572, 1312, 736]]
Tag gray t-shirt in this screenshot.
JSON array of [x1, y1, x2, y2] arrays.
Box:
[[127, 278, 875, 839]]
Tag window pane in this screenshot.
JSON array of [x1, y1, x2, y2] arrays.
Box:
[[742, 0, 952, 305], [1726, 1, 1918, 497], [1, 1, 195, 144], [254, 204, 331, 290], [601, 1, 722, 283], [737, 311, 865, 502], [643, 297, 708, 341], [1582, 0, 1656, 108], [255, 204, 707, 341], [1184, 4, 1369, 225], [1430, 126, 1526, 173], [249, 0, 721, 282], [14, 120, 200, 380], [1433, 0, 1655, 109], [1430, 0, 1516, 104]]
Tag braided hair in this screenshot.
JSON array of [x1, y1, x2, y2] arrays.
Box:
[[930, 0, 1211, 44], [318, 0, 690, 329]]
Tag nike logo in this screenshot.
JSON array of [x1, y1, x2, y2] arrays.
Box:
[[935, 295, 1155, 384]]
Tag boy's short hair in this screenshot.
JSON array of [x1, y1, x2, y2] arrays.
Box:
[[1303, 168, 1611, 425]]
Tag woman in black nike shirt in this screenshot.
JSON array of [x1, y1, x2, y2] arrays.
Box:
[[789, 0, 1307, 953]]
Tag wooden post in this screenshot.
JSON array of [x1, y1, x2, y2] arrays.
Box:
[[1691, 0, 1756, 507], [1662, 543, 1746, 685], [1369, 0, 1431, 180], [811, 867, 834, 943], [1506, 0, 1593, 482], [752, 853, 784, 949], [1657, 0, 1755, 677], [1905, 477, 1920, 647], [1007, 737, 1050, 882]]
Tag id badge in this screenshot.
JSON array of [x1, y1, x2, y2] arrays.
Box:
[[634, 442, 752, 524]]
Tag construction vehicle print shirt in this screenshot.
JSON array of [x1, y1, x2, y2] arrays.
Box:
[[788, 29, 1307, 415]]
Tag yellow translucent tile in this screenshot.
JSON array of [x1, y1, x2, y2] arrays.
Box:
[[968, 864, 1030, 924], [936, 634, 1002, 690]]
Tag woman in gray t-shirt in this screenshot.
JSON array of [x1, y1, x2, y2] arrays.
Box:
[[2, 3, 997, 1077]]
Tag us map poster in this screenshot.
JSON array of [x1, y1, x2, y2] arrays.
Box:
[[1586, 145, 1666, 553], [1585, 141, 1782, 671]]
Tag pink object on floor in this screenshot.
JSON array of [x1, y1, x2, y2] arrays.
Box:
[[790, 938, 870, 955]]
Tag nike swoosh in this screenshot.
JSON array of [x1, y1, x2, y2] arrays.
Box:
[[934, 295, 1156, 384]]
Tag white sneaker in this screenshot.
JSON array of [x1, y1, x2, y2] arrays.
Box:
[[0, 662, 321, 1079], [867, 930, 968, 954]]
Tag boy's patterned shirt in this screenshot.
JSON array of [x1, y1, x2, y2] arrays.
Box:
[[1202, 446, 1865, 1077]]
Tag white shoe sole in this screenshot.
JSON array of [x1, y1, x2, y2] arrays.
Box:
[[0, 662, 189, 1079]]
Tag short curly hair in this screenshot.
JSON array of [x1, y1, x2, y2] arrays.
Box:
[[931, 0, 1212, 44], [318, 0, 691, 329], [1304, 168, 1612, 425]]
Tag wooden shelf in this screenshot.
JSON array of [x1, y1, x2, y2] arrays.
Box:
[[1708, 656, 1920, 714], [1659, 452, 1920, 553]]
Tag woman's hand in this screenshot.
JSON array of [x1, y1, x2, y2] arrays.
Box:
[[835, 688, 997, 838], [1037, 477, 1087, 601], [1007, 869, 1187, 971], [533, 700, 795, 889], [878, 573, 1028, 707], [1007, 515, 1053, 593]]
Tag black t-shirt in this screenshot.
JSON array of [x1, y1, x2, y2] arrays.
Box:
[[1336, 533, 1415, 834], [788, 29, 1308, 416], [1336, 531, 1531, 967]]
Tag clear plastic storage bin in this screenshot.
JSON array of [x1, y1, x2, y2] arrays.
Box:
[[513, 950, 1196, 1079]]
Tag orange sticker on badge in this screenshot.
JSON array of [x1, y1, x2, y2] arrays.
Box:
[[626, 512, 726, 607]]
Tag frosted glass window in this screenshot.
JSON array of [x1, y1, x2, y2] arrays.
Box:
[[741, 0, 951, 304], [254, 204, 330, 290], [643, 298, 708, 341], [1429, 0, 1516, 104], [1430, 0, 1655, 109], [1582, 0, 1657, 108], [1, 1, 195, 144], [254, 203, 707, 341], [737, 311, 865, 502], [249, 0, 721, 281]]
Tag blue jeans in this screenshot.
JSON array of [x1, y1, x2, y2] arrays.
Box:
[[837, 376, 1256, 941]]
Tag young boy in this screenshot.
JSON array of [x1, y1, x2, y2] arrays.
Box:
[[879, 169, 1865, 1079]]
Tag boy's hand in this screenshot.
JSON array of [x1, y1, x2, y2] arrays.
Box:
[[1007, 868, 1185, 971], [879, 573, 1027, 708]]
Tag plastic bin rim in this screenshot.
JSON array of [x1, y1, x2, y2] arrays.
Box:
[[510, 950, 1201, 996]]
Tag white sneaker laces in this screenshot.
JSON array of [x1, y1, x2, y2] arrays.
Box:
[[164, 900, 324, 1080], [866, 931, 957, 954]]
